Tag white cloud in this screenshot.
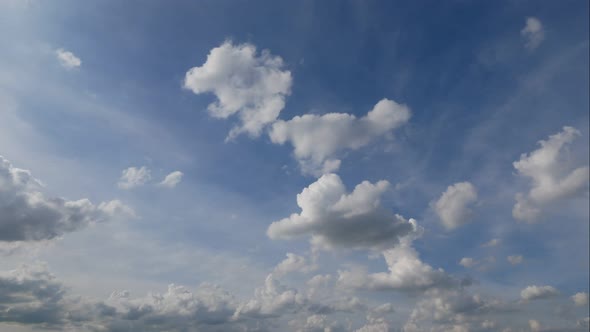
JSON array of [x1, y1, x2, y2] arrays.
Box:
[[267, 173, 418, 251], [481, 238, 500, 248], [0, 155, 133, 242], [507, 255, 523, 265], [529, 319, 542, 332], [404, 289, 516, 332], [521, 17, 545, 50], [117, 166, 151, 189], [233, 274, 306, 319], [520, 285, 559, 301], [459, 257, 477, 268], [269, 98, 411, 176], [184, 41, 292, 139], [338, 239, 454, 292], [273, 253, 317, 277], [512, 126, 589, 222], [434, 182, 478, 230], [158, 171, 183, 188], [55, 48, 81, 69], [572, 292, 589, 306]]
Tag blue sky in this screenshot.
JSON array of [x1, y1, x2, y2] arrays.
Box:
[[0, 1, 588, 331]]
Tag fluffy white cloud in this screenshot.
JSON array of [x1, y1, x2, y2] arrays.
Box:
[[338, 239, 454, 292], [233, 274, 306, 319], [521, 17, 545, 50], [184, 41, 292, 139], [117, 166, 151, 189], [0, 155, 133, 242], [572, 292, 589, 306], [507, 255, 523, 265], [520, 285, 559, 301], [434, 182, 478, 230], [459, 257, 477, 268], [267, 173, 418, 251], [158, 170, 183, 188], [512, 127, 589, 222], [273, 253, 317, 276], [270, 98, 411, 176], [55, 48, 81, 69], [404, 290, 516, 332]]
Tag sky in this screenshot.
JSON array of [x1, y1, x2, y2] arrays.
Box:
[[0, 0, 588, 331]]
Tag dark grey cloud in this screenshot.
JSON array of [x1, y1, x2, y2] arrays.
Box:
[[0, 155, 134, 242]]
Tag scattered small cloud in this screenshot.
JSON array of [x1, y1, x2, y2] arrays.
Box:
[[481, 238, 501, 248], [507, 255, 524, 265], [55, 48, 81, 69], [572, 292, 589, 306], [158, 171, 183, 188], [521, 17, 545, 50], [118, 166, 151, 189]]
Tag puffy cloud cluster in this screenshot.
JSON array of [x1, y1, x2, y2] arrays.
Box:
[[0, 263, 67, 327], [521, 17, 545, 50], [512, 127, 589, 222], [55, 48, 81, 69], [403, 290, 516, 332], [0, 264, 307, 331], [233, 274, 306, 319], [270, 98, 411, 176], [267, 173, 418, 251], [0, 155, 134, 242], [520, 285, 559, 301], [184, 41, 292, 139], [338, 239, 454, 292], [434, 182, 478, 230]]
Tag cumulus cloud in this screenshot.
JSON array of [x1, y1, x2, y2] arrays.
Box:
[[117, 166, 151, 189], [572, 292, 589, 306], [0, 263, 67, 326], [507, 255, 523, 265], [404, 289, 517, 332], [267, 173, 418, 251], [521, 17, 545, 50], [434, 182, 478, 230], [0, 155, 133, 242], [184, 41, 292, 139], [459, 257, 477, 268], [158, 171, 183, 188], [512, 126, 589, 222], [0, 264, 296, 331], [55, 48, 81, 69], [520, 285, 559, 301], [338, 239, 454, 292], [233, 274, 306, 319], [269, 98, 411, 176], [273, 253, 317, 276]]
